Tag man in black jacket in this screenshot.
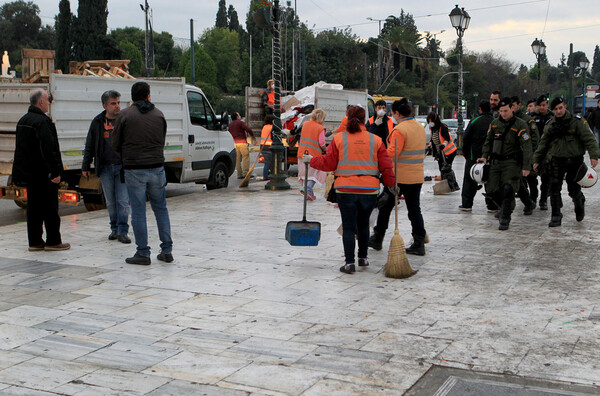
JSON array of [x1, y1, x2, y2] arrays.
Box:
[[366, 99, 393, 147], [113, 82, 172, 265], [82, 90, 130, 243], [586, 101, 600, 148], [460, 100, 494, 211], [12, 89, 70, 251]]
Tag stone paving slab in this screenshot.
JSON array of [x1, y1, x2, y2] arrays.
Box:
[[0, 157, 599, 394]]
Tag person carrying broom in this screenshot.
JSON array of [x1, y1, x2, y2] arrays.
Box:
[[305, 105, 395, 274]]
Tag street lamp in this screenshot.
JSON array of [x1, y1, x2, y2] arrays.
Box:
[[531, 38, 546, 95], [449, 4, 470, 149], [580, 57, 590, 116], [367, 15, 395, 91]]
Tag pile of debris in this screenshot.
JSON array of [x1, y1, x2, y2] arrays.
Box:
[[68, 60, 134, 79]]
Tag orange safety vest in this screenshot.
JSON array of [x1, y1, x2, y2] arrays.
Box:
[[333, 130, 382, 190], [388, 119, 426, 184], [333, 117, 347, 133], [368, 116, 394, 134], [261, 124, 273, 147], [439, 124, 457, 155], [266, 90, 275, 108], [298, 120, 325, 159]]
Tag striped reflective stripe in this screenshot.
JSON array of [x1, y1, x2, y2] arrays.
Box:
[[397, 158, 424, 164], [299, 136, 321, 151], [338, 132, 377, 168], [401, 149, 427, 155], [336, 168, 379, 175]]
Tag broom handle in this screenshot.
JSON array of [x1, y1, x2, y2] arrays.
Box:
[[302, 151, 309, 222], [394, 139, 398, 231]]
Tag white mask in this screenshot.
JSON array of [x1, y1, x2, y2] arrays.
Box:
[[428, 122, 435, 128], [377, 109, 386, 117]]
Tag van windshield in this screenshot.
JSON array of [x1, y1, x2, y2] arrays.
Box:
[[187, 91, 217, 130]]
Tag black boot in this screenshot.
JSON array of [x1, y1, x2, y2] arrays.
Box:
[[539, 191, 548, 210], [406, 233, 425, 256], [368, 228, 385, 251], [498, 216, 511, 230], [549, 195, 562, 227], [573, 193, 585, 222], [523, 200, 534, 216]]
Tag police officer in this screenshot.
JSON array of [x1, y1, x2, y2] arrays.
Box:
[[533, 97, 599, 227], [531, 95, 553, 210], [460, 100, 494, 211], [478, 97, 532, 230], [511, 96, 539, 215]]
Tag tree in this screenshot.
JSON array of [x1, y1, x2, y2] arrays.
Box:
[[55, 0, 72, 72], [118, 40, 142, 76], [382, 11, 422, 73], [0, 1, 42, 53], [228, 4, 240, 31], [592, 45, 600, 82], [178, 43, 217, 87], [200, 27, 241, 93], [216, 0, 228, 28], [72, 0, 109, 61]]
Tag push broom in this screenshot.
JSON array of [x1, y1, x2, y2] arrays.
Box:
[[239, 130, 271, 188], [384, 139, 418, 279]]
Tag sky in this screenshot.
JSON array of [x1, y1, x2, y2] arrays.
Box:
[[23, 0, 600, 71]]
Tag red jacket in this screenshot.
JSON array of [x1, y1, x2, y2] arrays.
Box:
[[310, 134, 395, 193]]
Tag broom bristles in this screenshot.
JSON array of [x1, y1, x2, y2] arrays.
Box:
[[384, 230, 417, 279]]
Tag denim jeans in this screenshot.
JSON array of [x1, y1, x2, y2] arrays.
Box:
[[262, 151, 272, 179], [124, 167, 172, 257], [98, 164, 129, 235], [337, 193, 377, 264]]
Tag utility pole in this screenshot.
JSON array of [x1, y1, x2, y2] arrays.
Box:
[[569, 43, 574, 111], [190, 19, 194, 85], [141, 1, 153, 77], [249, 34, 252, 88]]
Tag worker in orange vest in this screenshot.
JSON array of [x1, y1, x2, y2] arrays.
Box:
[[262, 79, 275, 115], [366, 99, 393, 147], [260, 114, 274, 180], [331, 105, 353, 135], [306, 105, 395, 274], [297, 109, 327, 200], [427, 112, 457, 174], [369, 98, 428, 255]]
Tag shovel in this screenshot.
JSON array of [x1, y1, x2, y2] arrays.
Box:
[[285, 158, 321, 246]]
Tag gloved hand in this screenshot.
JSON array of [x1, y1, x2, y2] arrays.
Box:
[[302, 154, 313, 163], [391, 185, 401, 196], [325, 130, 333, 137], [374, 117, 383, 126]]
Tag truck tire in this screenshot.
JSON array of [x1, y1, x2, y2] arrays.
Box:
[[206, 161, 229, 190], [82, 193, 106, 211], [6, 175, 27, 209]]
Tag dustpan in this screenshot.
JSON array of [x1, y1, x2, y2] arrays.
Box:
[[285, 159, 321, 246]]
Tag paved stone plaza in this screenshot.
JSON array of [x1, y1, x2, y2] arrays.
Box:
[[0, 157, 599, 395]]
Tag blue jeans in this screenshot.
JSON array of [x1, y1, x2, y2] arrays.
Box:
[[124, 167, 172, 257], [337, 193, 377, 264], [262, 151, 272, 179], [98, 164, 129, 235]]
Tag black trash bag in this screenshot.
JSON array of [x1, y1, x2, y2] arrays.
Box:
[[441, 163, 460, 191]]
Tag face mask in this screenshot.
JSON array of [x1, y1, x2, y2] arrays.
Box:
[[428, 122, 435, 128], [377, 109, 386, 117]]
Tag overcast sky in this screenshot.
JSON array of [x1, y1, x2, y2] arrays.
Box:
[[25, 0, 600, 71]]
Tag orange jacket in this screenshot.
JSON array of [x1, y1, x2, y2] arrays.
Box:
[[266, 90, 274, 108], [333, 130, 382, 190], [438, 125, 457, 156], [298, 120, 325, 158], [260, 124, 273, 150], [387, 118, 427, 184], [333, 117, 347, 133]]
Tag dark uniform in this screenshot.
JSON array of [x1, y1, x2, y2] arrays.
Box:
[[514, 109, 539, 213], [533, 110, 600, 226], [481, 116, 532, 230], [365, 115, 393, 148], [531, 110, 553, 209], [461, 111, 494, 209]]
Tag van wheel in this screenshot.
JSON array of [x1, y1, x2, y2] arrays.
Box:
[[206, 161, 229, 190], [7, 175, 27, 209], [82, 193, 106, 211]]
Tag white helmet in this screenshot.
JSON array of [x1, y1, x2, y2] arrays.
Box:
[[470, 163, 487, 184], [576, 163, 598, 188]]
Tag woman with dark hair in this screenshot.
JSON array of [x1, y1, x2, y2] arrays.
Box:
[[305, 105, 395, 274], [426, 112, 457, 173], [370, 98, 428, 255]]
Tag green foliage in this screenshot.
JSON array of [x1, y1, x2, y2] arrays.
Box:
[[72, 0, 109, 61], [179, 43, 217, 86], [118, 40, 142, 76], [216, 0, 228, 29], [200, 27, 241, 93], [228, 5, 240, 31], [212, 95, 245, 116], [592, 45, 600, 82], [55, 0, 72, 72]]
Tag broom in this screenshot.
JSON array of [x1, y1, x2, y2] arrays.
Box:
[[384, 139, 418, 279], [239, 130, 271, 188]]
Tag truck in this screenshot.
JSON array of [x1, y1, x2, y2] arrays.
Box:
[[0, 74, 235, 210], [244, 85, 375, 166]]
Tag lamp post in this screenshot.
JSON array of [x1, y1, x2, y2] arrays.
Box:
[[449, 4, 470, 149], [580, 57, 590, 116], [367, 16, 395, 91], [265, 0, 290, 190], [530, 38, 546, 96], [436, 71, 470, 117]]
